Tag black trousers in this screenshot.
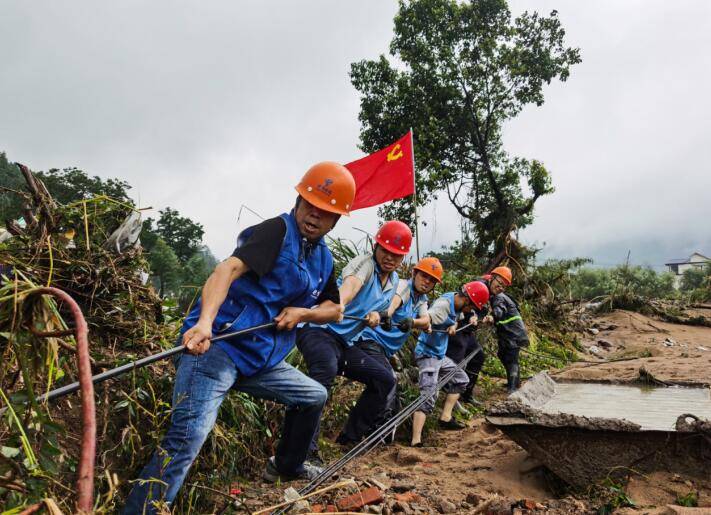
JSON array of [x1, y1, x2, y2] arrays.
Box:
[[296, 327, 396, 451], [445, 330, 484, 396], [356, 339, 400, 428], [497, 342, 520, 368]]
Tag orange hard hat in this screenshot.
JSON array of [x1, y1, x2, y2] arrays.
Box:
[[375, 220, 413, 255], [463, 281, 490, 309], [490, 266, 512, 286], [295, 162, 356, 216], [413, 256, 443, 283]]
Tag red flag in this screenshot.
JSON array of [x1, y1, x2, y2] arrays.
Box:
[[346, 131, 415, 211]]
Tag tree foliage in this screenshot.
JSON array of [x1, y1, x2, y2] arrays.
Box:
[[680, 264, 710, 292], [680, 264, 711, 302], [350, 0, 581, 258], [570, 265, 676, 301], [144, 207, 204, 262], [35, 167, 133, 206], [148, 237, 182, 298], [1, 153, 133, 222], [0, 153, 26, 222], [1, 151, 213, 301]]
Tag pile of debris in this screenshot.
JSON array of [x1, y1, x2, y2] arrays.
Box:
[[0, 163, 162, 344], [0, 163, 167, 511]]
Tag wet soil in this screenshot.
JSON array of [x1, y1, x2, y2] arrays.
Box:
[[258, 309, 711, 513]]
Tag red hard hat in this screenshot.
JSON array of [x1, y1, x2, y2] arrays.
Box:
[[413, 257, 443, 283], [375, 221, 412, 255], [295, 161, 356, 216], [463, 281, 490, 309]]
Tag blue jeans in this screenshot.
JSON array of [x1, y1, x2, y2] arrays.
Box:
[[123, 344, 327, 514]]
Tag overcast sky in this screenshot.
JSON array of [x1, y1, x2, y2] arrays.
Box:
[[2, 1, 710, 269]]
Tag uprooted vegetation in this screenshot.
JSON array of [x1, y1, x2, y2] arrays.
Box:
[[0, 165, 290, 512]]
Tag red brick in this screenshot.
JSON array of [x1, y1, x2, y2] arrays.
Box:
[[325, 505, 337, 513], [522, 499, 537, 510], [311, 505, 324, 513], [336, 486, 384, 511], [394, 492, 422, 503]]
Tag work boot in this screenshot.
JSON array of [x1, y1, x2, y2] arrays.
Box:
[[506, 364, 520, 395], [438, 418, 466, 430], [335, 433, 359, 450], [262, 456, 323, 483]]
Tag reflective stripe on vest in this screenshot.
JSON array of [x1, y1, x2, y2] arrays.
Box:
[[497, 315, 523, 325]]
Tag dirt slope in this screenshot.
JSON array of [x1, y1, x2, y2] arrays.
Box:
[[341, 310, 711, 513], [255, 309, 711, 514]]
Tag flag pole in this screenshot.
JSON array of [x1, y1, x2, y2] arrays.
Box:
[[410, 128, 420, 261]]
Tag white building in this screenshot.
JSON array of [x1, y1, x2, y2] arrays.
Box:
[[665, 252, 710, 287]]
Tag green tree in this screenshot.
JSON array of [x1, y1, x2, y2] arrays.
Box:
[[570, 265, 676, 301], [1, 153, 133, 221], [35, 167, 132, 205], [151, 207, 204, 262], [350, 0, 581, 260], [179, 247, 218, 308], [0, 153, 26, 222], [148, 237, 182, 298], [680, 265, 710, 292]]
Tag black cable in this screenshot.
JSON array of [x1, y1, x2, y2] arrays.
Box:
[[0, 321, 277, 414]]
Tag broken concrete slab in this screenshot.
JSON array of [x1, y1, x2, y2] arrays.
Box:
[[487, 372, 711, 489]]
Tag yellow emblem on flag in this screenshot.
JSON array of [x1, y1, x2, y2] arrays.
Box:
[[387, 144, 404, 162]]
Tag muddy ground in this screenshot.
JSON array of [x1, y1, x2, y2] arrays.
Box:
[[248, 308, 711, 514]]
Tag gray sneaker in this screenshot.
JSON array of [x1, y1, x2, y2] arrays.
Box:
[[262, 456, 323, 483]]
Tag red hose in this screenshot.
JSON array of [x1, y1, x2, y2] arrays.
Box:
[[31, 288, 95, 513]]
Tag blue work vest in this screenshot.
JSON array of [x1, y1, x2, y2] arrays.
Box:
[[181, 212, 333, 376], [326, 255, 397, 346], [361, 280, 427, 357], [415, 292, 457, 359]]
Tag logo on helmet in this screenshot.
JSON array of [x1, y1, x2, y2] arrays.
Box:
[[431, 264, 438, 271], [317, 178, 334, 196], [392, 235, 402, 246]]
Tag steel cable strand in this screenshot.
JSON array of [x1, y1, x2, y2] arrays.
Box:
[[270, 345, 483, 515]]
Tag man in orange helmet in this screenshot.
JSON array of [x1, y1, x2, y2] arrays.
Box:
[[354, 256, 444, 431], [124, 162, 354, 513]]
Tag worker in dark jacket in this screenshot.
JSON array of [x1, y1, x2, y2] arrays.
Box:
[[491, 291, 529, 393]]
